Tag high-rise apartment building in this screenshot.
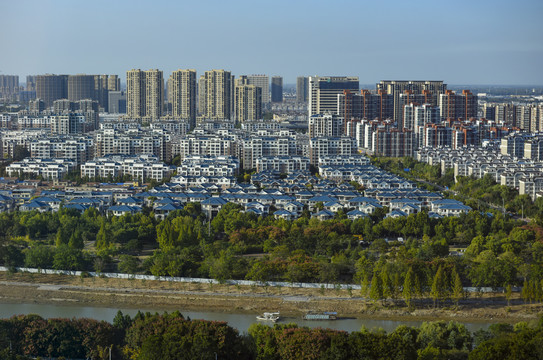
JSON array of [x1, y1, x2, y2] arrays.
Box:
[[439, 90, 478, 121], [235, 84, 262, 123], [308, 113, 344, 137], [198, 70, 232, 121], [26, 76, 36, 92], [377, 80, 446, 127], [68, 75, 95, 102], [0, 75, 19, 100], [144, 70, 164, 120], [271, 76, 283, 103], [126, 69, 164, 120], [36, 74, 68, 107], [247, 75, 269, 104], [309, 76, 359, 117], [296, 76, 309, 103], [108, 75, 121, 91], [127, 69, 146, 118], [338, 89, 394, 121], [169, 69, 197, 127], [108, 91, 127, 114]]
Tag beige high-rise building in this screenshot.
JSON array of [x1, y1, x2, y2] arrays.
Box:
[[108, 75, 121, 91], [235, 84, 262, 123], [169, 69, 197, 127], [198, 75, 206, 116], [144, 69, 164, 120], [127, 69, 146, 118], [126, 69, 163, 120], [198, 70, 232, 121]]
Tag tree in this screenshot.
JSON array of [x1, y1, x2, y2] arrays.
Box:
[[118, 255, 140, 274], [95, 220, 112, 251], [24, 245, 55, 269], [505, 284, 513, 306], [360, 272, 370, 298], [451, 267, 463, 307], [369, 268, 383, 303], [12, 145, 30, 161], [403, 267, 415, 310], [52, 246, 87, 271], [431, 265, 446, 308]]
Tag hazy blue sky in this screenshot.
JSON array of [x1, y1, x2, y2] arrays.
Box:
[[2, 0, 542, 85]]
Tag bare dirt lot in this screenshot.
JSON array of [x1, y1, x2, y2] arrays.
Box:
[[0, 272, 541, 323]]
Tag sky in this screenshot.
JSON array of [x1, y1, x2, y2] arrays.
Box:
[[2, 0, 542, 85]]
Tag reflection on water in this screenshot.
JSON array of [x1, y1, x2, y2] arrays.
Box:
[[0, 302, 492, 333]]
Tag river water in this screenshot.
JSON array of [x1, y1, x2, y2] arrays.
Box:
[[0, 302, 494, 333]]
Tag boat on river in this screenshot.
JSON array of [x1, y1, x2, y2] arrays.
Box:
[[256, 312, 280, 322], [303, 311, 338, 320]]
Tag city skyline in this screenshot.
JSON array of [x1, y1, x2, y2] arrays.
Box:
[[1, 0, 542, 85]]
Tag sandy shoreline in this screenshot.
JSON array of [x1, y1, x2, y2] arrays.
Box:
[[0, 272, 541, 324]]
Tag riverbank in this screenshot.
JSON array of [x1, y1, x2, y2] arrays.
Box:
[[0, 272, 540, 324]]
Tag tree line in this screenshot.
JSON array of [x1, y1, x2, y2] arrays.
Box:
[[1, 197, 543, 308], [1, 312, 542, 360]]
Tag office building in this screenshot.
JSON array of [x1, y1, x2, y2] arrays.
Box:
[[108, 91, 127, 113], [126, 69, 164, 120], [309, 76, 359, 117], [271, 76, 283, 102], [296, 76, 309, 103], [169, 69, 197, 127], [235, 84, 262, 123], [247, 75, 270, 104], [198, 70, 232, 120], [36, 74, 68, 107], [377, 81, 446, 127]]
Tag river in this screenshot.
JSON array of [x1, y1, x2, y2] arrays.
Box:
[[0, 302, 494, 333]]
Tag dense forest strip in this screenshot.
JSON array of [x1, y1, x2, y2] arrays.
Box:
[[1, 312, 542, 360]]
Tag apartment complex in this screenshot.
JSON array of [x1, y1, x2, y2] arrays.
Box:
[[376, 80, 446, 127]]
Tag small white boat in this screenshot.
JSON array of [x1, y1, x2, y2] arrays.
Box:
[[256, 312, 280, 322]]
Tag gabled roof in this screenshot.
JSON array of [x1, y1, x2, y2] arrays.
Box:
[[201, 197, 228, 205], [155, 203, 184, 211], [109, 205, 142, 212]]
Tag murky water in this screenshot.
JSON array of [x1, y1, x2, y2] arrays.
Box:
[[0, 302, 494, 333]]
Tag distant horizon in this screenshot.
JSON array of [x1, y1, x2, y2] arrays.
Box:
[[10, 74, 543, 89]]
